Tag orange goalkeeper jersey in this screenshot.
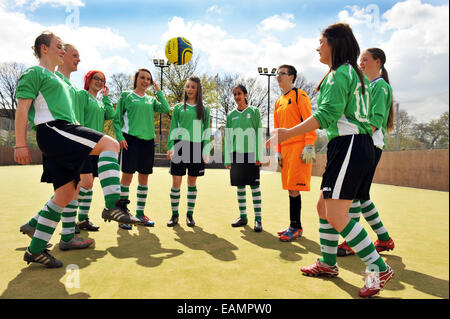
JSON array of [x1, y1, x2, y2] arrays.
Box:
[[274, 88, 317, 152]]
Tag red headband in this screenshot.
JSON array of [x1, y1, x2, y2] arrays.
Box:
[[84, 70, 106, 90]]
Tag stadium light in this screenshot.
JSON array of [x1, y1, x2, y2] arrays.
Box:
[[153, 58, 171, 153], [257, 66, 277, 146]]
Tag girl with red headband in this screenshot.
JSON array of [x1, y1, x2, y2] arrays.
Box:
[[73, 70, 116, 232]]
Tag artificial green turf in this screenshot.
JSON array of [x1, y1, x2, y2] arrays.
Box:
[[0, 165, 448, 299]]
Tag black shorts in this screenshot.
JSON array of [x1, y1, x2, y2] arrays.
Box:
[[229, 152, 260, 186], [170, 140, 205, 177], [37, 120, 103, 190], [119, 133, 155, 174], [365, 146, 383, 188], [80, 155, 99, 177], [321, 134, 375, 200]]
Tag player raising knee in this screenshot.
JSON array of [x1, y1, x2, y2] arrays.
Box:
[[15, 31, 140, 268]]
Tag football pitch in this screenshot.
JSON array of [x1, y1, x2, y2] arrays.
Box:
[[0, 165, 448, 299]]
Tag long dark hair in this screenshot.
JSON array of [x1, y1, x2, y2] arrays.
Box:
[[367, 48, 395, 132], [317, 23, 366, 95], [184, 76, 205, 121], [233, 84, 248, 105]]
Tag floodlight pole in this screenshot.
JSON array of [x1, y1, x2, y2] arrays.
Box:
[[153, 59, 170, 153], [257, 68, 277, 139]]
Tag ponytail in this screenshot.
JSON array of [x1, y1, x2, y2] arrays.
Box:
[[380, 65, 394, 132], [368, 48, 395, 132]]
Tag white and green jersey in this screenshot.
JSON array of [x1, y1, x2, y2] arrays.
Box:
[[314, 64, 372, 141], [369, 78, 392, 149], [16, 66, 77, 126], [113, 90, 170, 141], [78, 90, 115, 133], [55, 70, 82, 123], [168, 103, 211, 156], [224, 106, 264, 165]]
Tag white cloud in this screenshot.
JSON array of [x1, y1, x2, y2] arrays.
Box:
[[337, 0, 449, 122], [378, 0, 449, 121], [338, 4, 381, 28], [0, 5, 133, 87], [4, 0, 85, 10], [137, 44, 163, 60], [258, 13, 296, 32], [207, 5, 222, 14], [161, 16, 326, 81]]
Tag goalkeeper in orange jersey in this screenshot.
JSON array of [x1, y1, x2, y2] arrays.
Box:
[[274, 64, 317, 242]]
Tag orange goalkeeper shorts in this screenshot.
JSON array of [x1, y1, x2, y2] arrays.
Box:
[[280, 142, 312, 191]]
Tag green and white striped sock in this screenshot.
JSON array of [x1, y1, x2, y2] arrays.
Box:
[[120, 184, 129, 200], [29, 195, 55, 227], [77, 187, 92, 222], [28, 212, 41, 228], [170, 187, 180, 217], [187, 186, 197, 216], [251, 185, 262, 222], [28, 200, 63, 254], [361, 200, 390, 242], [98, 151, 120, 209], [136, 184, 148, 217], [340, 219, 387, 272], [319, 218, 340, 266], [349, 199, 361, 222], [237, 186, 247, 218], [61, 200, 78, 243]]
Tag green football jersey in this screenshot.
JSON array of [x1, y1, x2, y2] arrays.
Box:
[[78, 90, 115, 132], [224, 106, 264, 165], [113, 90, 170, 141], [55, 70, 82, 123], [167, 103, 211, 156], [369, 78, 392, 149], [314, 64, 372, 141], [16, 66, 77, 126]]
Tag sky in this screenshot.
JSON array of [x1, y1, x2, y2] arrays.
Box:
[[0, 0, 448, 123]]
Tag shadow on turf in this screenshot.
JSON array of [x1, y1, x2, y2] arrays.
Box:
[[172, 225, 239, 261], [383, 254, 449, 299], [239, 226, 322, 261], [2, 247, 106, 298], [327, 253, 449, 299], [106, 226, 184, 267]]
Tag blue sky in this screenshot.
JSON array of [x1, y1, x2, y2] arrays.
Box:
[[0, 0, 448, 122]]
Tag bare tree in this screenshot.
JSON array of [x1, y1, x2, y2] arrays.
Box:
[[214, 73, 270, 125], [0, 62, 26, 120], [158, 55, 200, 104], [108, 73, 132, 104], [294, 73, 319, 111]]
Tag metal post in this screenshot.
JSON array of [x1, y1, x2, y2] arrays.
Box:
[[267, 76, 270, 139], [159, 69, 163, 153], [395, 102, 399, 151], [153, 59, 170, 154]]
